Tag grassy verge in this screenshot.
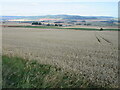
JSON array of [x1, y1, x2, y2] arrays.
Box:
[[7, 26, 119, 31], [66, 28, 99, 31], [66, 28, 118, 31], [2, 55, 105, 88], [8, 26, 61, 29]]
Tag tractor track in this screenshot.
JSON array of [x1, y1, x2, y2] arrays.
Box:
[[95, 32, 112, 45], [95, 35, 101, 43]]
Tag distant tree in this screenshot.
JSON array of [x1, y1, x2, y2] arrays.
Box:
[[32, 22, 42, 25], [46, 24, 51, 26], [38, 22, 42, 25], [55, 24, 58, 26], [59, 24, 62, 26], [100, 28, 103, 31], [82, 20, 86, 25], [32, 22, 39, 25]]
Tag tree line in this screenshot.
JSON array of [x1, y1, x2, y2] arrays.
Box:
[[32, 22, 63, 26]]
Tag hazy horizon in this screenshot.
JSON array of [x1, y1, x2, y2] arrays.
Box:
[[1, 0, 118, 17], [0, 14, 117, 18]]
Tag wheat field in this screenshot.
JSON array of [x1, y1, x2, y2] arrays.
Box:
[[2, 27, 118, 87]]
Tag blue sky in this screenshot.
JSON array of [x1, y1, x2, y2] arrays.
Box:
[[0, 0, 119, 17]]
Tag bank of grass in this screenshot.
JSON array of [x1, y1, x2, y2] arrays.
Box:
[[2, 55, 105, 88], [9, 26, 61, 29], [66, 28, 118, 31], [7, 26, 118, 31], [66, 28, 99, 31]]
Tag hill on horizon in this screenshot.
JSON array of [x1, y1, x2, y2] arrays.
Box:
[[0, 15, 115, 21]]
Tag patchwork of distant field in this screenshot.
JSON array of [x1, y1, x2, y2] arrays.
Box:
[[1, 22, 118, 31], [1, 22, 31, 26], [2, 27, 118, 87]]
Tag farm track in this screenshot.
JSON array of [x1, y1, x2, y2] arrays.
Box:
[[2, 27, 118, 88], [95, 33, 113, 45]]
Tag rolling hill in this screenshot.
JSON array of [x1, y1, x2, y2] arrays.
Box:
[[0, 15, 115, 21]]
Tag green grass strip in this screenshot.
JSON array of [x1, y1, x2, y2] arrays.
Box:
[[9, 26, 118, 31], [2, 55, 105, 88]]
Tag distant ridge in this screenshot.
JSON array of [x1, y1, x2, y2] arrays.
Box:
[[0, 15, 114, 21]]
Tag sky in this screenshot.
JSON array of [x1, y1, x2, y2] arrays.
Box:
[[0, 0, 119, 17]]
